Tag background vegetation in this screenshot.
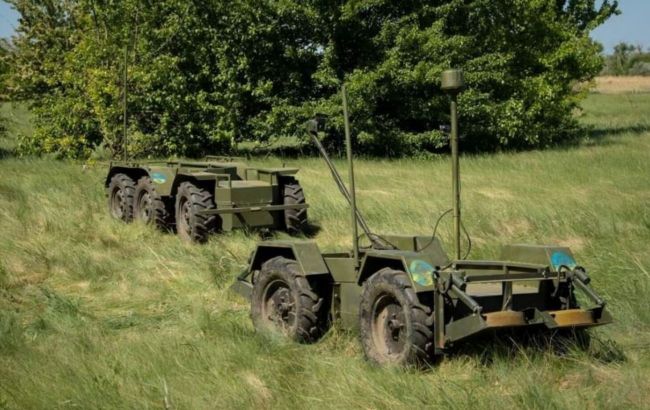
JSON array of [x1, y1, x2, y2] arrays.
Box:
[[4, 0, 618, 158], [0, 39, 10, 139], [0, 92, 649, 409], [601, 42, 650, 76]]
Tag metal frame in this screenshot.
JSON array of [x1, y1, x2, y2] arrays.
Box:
[[198, 203, 309, 215]]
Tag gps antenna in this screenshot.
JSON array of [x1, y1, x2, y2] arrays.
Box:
[[441, 69, 466, 259]]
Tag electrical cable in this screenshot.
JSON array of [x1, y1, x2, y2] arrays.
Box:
[[358, 232, 398, 251], [417, 209, 452, 252], [417, 208, 472, 260], [461, 221, 472, 260]]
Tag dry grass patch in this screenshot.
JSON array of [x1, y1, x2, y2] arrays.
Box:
[[593, 76, 650, 94], [553, 236, 587, 252], [476, 188, 515, 200]]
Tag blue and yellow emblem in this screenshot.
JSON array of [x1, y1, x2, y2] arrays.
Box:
[[550, 251, 577, 270], [151, 172, 167, 184], [408, 260, 435, 286]]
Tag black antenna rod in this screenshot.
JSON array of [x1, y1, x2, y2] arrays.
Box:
[[342, 85, 360, 266], [306, 120, 384, 250], [122, 44, 128, 162]]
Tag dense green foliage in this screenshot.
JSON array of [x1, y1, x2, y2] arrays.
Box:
[[6, 0, 618, 158], [602, 42, 650, 76], [1, 94, 650, 408], [0, 40, 9, 101], [0, 40, 10, 138]]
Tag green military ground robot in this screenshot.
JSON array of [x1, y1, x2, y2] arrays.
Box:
[[106, 157, 309, 242], [231, 70, 612, 366]]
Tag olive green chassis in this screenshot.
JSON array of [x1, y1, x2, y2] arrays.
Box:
[[105, 159, 308, 231], [233, 236, 611, 353]]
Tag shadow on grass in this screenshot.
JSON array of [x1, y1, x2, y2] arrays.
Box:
[[445, 328, 627, 367], [235, 120, 650, 159], [588, 124, 650, 140], [301, 222, 322, 238], [543, 123, 650, 152], [0, 146, 15, 159]]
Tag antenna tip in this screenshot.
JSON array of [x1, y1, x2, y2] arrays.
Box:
[[441, 69, 466, 94]]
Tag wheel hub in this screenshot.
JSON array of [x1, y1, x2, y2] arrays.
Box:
[[111, 188, 124, 218], [387, 315, 404, 339], [263, 281, 296, 331], [138, 191, 152, 221], [178, 198, 192, 236], [372, 295, 406, 356]]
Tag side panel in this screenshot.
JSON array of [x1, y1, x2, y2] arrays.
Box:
[[249, 241, 329, 276], [323, 257, 356, 283], [500, 244, 577, 270], [339, 282, 362, 329], [215, 181, 276, 230], [358, 250, 439, 292], [221, 212, 277, 231], [146, 166, 177, 196], [244, 168, 299, 185], [105, 164, 148, 189], [117, 167, 218, 198], [293, 242, 330, 275], [322, 256, 360, 330], [358, 252, 408, 285], [379, 235, 451, 266]]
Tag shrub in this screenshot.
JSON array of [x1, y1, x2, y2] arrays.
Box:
[[6, 0, 618, 157]]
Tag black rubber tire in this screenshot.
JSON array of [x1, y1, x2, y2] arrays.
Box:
[[108, 173, 136, 223], [251, 257, 325, 343], [175, 182, 218, 243], [134, 176, 174, 231], [282, 181, 308, 235], [359, 268, 434, 366]]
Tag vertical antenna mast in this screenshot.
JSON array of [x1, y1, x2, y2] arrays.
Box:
[[342, 85, 360, 266], [441, 69, 466, 260], [122, 44, 129, 162]]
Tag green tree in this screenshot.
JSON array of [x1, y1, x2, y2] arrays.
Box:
[[0, 39, 11, 139], [0, 39, 10, 100], [6, 0, 619, 158], [296, 0, 619, 153], [602, 42, 650, 76]]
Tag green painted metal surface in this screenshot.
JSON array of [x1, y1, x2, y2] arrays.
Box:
[[231, 73, 613, 364], [105, 157, 308, 236], [235, 237, 612, 350]]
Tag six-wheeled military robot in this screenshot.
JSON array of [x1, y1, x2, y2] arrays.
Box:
[[106, 157, 308, 242], [231, 71, 612, 366]]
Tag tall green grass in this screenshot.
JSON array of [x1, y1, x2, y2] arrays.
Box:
[[1, 94, 649, 409]]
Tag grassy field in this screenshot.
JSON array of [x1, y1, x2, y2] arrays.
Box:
[[1, 93, 649, 409]]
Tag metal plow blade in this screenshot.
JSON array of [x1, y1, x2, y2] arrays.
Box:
[[437, 260, 612, 345], [445, 307, 612, 343]]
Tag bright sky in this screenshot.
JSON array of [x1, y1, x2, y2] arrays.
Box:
[[591, 0, 650, 52], [0, 0, 647, 52], [0, 1, 18, 39]]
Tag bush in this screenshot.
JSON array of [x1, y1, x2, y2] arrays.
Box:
[[6, 0, 618, 158], [602, 42, 650, 76], [629, 62, 650, 76]]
